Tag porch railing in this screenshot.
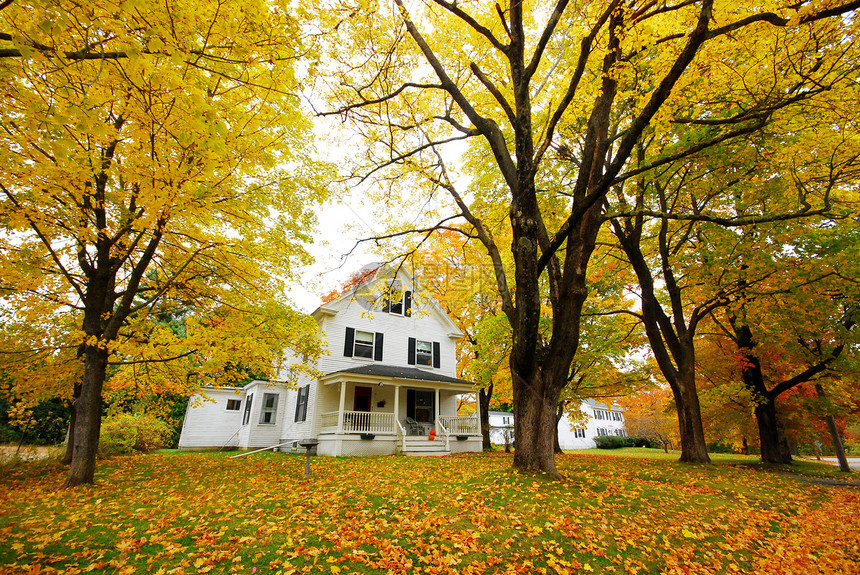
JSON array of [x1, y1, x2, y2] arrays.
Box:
[[439, 414, 479, 435], [341, 411, 395, 434], [395, 419, 405, 455], [437, 418, 451, 451]]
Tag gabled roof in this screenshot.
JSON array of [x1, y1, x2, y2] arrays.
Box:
[[311, 264, 464, 338], [582, 398, 624, 411], [325, 364, 472, 386]]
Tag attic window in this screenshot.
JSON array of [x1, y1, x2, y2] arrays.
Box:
[[383, 284, 412, 316], [384, 282, 403, 315]]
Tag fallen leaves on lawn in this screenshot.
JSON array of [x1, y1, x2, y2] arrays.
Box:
[[0, 451, 857, 574]]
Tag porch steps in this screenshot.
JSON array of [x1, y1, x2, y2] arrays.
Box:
[[401, 438, 450, 457]]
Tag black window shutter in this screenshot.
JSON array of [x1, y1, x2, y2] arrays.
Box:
[[408, 337, 416, 365], [294, 387, 304, 422], [344, 327, 355, 357], [300, 386, 309, 421], [404, 291, 412, 316], [407, 389, 415, 419], [374, 332, 384, 361], [243, 393, 254, 425], [433, 341, 441, 368]]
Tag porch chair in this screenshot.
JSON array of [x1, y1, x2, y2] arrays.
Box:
[[405, 417, 424, 436]]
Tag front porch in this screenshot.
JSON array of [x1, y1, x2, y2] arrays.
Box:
[[315, 367, 482, 456]]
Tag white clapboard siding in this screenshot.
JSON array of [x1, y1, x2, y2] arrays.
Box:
[[278, 376, 317, 444], [316, 298, 460, 378], [178, 389, 245, 449], [237, 381, 288, 449]]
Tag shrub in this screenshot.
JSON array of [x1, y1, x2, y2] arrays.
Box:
[[627, 436, 653, 448], [594, 435, 627, 449], [99, 413, 172, 457]]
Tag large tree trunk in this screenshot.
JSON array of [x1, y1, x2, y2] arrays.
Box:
[[823, 415, 850, 473], [754, 397, 792, 464], [731, 320, 792, 464], [479, 386, 492, 451], [671, 368, 711, 464], [64, 346, 108, 487], [616, 229, 711, 464], [511, 369, 564, 477]]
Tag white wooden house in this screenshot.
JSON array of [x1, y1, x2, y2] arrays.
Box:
[[556, 400, 627, 450], [488, 400, 627, 450], [487, 411, 514, 446], [178, 268, 482, 456]]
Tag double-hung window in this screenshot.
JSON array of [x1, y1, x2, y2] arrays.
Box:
[[354, 330, 375, 358], [344, 327, 384, 361], [416, 340, 433, 366], [382, 282, 412, 316], [408, 338, 440, 368], [259, 393, 279, 424]]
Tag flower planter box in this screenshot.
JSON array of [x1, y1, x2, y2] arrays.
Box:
[[456, 435, 469, 441], [360, 433, 375, 440]]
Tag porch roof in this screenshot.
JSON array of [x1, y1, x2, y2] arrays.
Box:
[[324, 364, 472, 387]]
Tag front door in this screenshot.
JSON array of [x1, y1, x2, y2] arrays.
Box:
[[353, 386, 372, 412], [407, 389, 435, 423]]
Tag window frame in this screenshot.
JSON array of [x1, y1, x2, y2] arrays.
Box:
[[415, 339, 433, 366], [408, 337, 440, 368], [226, 399, 242, 412], [259, 393, 279, 425], [384, 282, 404, 315], [353, 330, 375, 359]]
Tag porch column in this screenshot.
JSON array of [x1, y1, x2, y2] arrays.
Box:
[[394, 385, 400, 429], [435, 388, 440, 427], [337, 382, 347, 434]]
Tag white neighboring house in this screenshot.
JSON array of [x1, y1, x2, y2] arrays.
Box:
[[488, 400, 627, 450], [178, 268, 482, 457], [557, 400, 627, 450], [487, 411, 515, 446]]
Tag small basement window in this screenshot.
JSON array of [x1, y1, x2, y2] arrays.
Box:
[[226, 399, 241, 411]]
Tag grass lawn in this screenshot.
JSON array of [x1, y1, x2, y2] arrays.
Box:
[[1, 449, 858, 574]]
